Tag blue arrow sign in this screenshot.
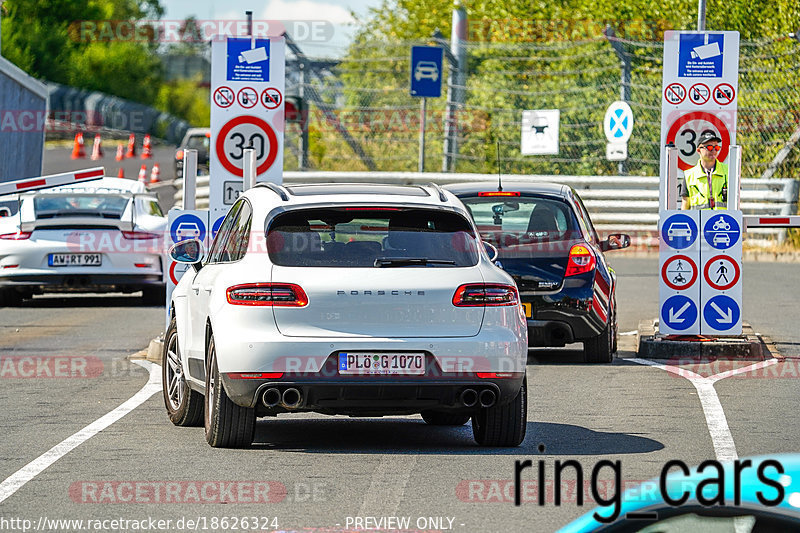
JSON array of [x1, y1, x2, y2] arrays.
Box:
[[661, 295, 698, 331], [410, 46, 443, 98], [211, 215, 225, 240], [703, 213, 740, 250], [703, 295, 740, 331], [661, 213, 698, 250], [170, 213, 206, 244]]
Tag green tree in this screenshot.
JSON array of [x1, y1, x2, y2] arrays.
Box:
[[1, 0, 165, 104]]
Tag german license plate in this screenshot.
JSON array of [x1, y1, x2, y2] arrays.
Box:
[[522, 302, 532, 318], [338, 353, 425, 375], [48, 253, 102, 267]]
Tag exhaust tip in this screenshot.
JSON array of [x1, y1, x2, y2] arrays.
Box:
[[262, 388, 281, 408], [460, 388, 478, 408], [479, 389, 497, 408], [282, 387, 302, 409]]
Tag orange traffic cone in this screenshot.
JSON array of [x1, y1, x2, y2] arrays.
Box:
[[90, 134, 103, 160], [117, 167, 125, 179], [115, 144, 124, 161], [141, 134, 153, 159], [149, 163, 160, 184], [137, 164, 147, 183], [125, 133, 136, 158], [71, 132, 86, 159]]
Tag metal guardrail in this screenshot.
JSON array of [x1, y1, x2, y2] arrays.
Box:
[[172, 172, 799, 245]]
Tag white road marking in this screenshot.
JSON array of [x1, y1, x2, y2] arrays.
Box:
[[358, 454, 418, 516], [631, 357, 779, 462], [0, 360, 161, 505]]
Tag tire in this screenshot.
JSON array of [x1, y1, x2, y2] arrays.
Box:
[[583, 321, 614, 364], [142, 285, 166, 305], [162, 317, 203, 427], [471, 378, 527, 447], [204, 335, 255, 448], [421, 411, 471, 426]]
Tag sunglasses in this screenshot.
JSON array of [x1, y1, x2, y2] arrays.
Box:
[[700, 145, 721, 152]]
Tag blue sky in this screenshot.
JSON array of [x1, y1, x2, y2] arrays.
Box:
[[162, 0, 381, 56]]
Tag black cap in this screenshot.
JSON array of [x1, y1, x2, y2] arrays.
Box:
[[697, 131, 722, 146]]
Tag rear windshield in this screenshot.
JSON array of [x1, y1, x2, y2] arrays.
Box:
[[459, 195, 581, 247], [267, 207, 479, 267], [33, 195, 129, 219]]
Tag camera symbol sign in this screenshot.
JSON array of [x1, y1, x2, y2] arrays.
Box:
[[261, 88, 282, 109]]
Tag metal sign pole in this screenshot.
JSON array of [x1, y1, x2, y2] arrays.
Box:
[[728, 145, 742, 209], [183, 149, 197, 210], [661, 145, 679, 211], [243, 147, 257, 191], [418, 97, 427, 172]]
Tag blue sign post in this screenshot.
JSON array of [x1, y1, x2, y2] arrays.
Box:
[[410, 46, 443, 172], [410, 46, 443, 98]]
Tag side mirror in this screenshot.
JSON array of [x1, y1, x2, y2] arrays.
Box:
[[168, 238, 205, 269], [483, 241, 499, 262], [600, 233, 631, 252]]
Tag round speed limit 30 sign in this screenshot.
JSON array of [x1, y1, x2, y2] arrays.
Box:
[[665, 111, 732, 171], [215, 115, 279, 176]]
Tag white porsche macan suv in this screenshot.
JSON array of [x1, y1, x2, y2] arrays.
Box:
[[165, 183, 528, 448]]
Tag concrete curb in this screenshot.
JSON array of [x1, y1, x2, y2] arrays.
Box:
[[637, 319, 771, 359]]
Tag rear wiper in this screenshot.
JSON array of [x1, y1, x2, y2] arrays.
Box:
[[374, 257, 457, 267]]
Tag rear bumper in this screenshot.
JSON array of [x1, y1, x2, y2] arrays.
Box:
[[220, 373, 525, 416], [0, 273, 164, 292]]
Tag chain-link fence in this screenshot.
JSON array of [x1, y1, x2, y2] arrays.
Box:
[[283, 35, 800, 179]]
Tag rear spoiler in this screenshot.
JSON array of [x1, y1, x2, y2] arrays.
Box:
[[20, 216, 135, 233]]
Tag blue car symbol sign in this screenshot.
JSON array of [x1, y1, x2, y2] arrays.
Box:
[[703, 214, 740, 249], [661, 295, 698, 331], [661, 213, 698, 250], [170, 213, 206, 244]]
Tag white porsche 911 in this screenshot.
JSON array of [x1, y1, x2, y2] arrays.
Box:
[[0, 177, 167, 305], [165, 183, 528, 448]]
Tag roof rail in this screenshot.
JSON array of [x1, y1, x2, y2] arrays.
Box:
[[255, 182, 290, 201], [427, 182, 447, 202]]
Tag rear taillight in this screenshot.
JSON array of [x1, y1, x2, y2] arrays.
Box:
[[452, 283, 519, 307], [565, 244, 596, 276], [226, 372, 284, 379], [477, 372, 517, 378], [0, 231, 32, 240], [477, 191, 521, 197], [121, 231, 159, 240], [175, 149, 184, 160], [226, 283, 308, 307]]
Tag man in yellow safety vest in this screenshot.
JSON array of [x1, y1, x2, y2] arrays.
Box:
[[680, 131, 728, 210]]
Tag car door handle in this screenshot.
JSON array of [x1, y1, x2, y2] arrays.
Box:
[[191, 284, 202, 294]]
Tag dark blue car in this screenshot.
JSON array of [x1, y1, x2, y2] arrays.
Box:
[[445, 182, 630, 363]]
